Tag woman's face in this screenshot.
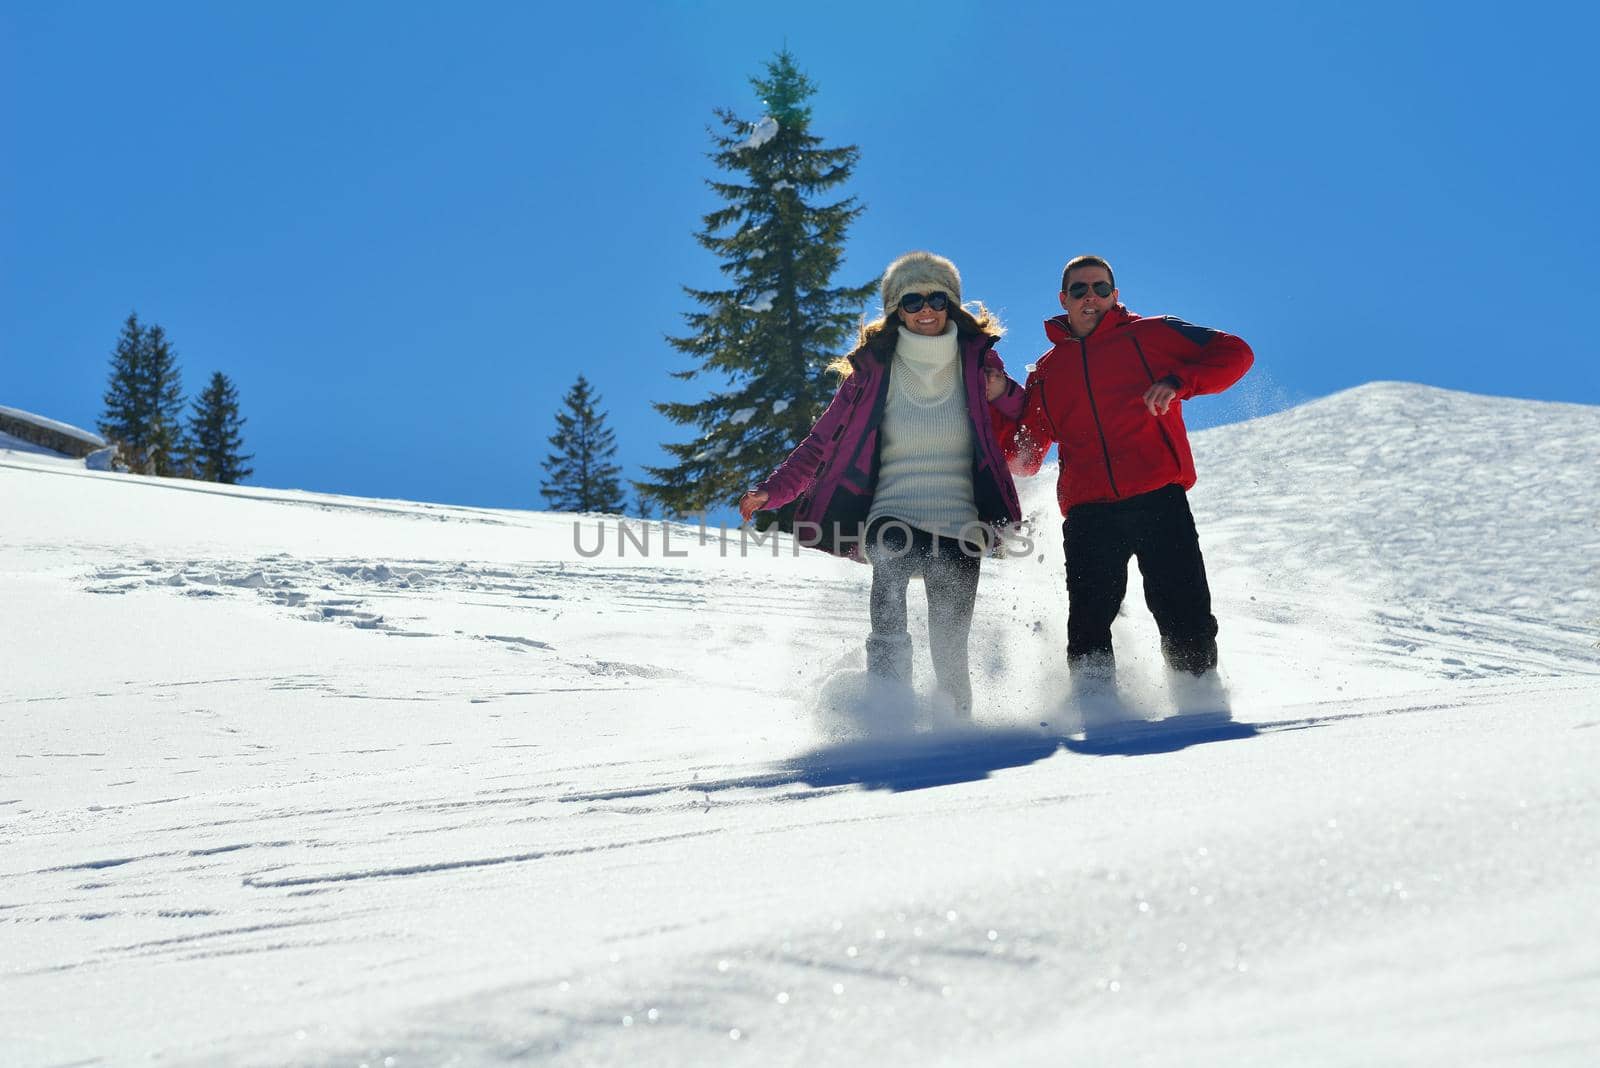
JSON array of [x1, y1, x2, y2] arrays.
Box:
[[898, 293, 949, 337]]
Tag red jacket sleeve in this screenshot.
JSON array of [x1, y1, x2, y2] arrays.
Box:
[[1152, 317, 1254, 399], [753, 375, 857, 510]]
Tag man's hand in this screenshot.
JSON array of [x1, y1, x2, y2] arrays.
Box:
[[1142, 378, 1180, 416], [738, 489, 769, 523], [984, 367, 1007, 403]]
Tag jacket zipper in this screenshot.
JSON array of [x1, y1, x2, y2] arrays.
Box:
[[1078, 337, 1121, 498], [1129, 335, 1184, 470]]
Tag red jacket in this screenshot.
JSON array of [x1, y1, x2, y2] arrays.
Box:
[[999, 305, 1253, 514]]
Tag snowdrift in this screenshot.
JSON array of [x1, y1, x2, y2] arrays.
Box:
[[2, 382, 1596, 1066]]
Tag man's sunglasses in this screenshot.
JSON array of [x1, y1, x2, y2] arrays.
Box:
[[1067, 280, 1114, 299], [898, 291, 950, 313]]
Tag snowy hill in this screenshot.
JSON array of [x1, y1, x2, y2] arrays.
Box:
[[1192, 381, 1599, 625], [1189, 382, 1600, 691], [2, 383, 1597, 1066]]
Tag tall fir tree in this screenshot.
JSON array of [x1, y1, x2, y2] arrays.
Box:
[[98, 313, 187, 475], [141, 324, 187, 476], [541, 375, 626, 513], [185, 371, 254, 484], [638, 50, 878, 515], [100, 312, 149, 470]]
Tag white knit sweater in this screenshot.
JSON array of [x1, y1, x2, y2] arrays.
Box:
[[865, 324, 977, 538]]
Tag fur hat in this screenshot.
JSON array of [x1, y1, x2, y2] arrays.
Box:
[[881, 251, 962, 313]]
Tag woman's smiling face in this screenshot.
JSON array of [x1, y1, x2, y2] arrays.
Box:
[[898, 293, 949, 336]]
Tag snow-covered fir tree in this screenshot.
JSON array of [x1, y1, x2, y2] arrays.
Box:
[[99, 312, 187, 475], [184, 371, 254, 484], [541, 375, 625, 513], [638, 50, 877, 515]]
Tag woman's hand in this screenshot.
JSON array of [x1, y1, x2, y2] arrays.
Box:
[[984, 367, 1008, 403], [738, 489, 769, 522]]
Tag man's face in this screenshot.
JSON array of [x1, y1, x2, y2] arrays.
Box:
[[1059, 266, 1118, 338]]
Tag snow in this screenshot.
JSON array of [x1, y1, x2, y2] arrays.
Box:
[[729, 406, 757, 425], [773, 180, 794, 192], [2, 382, 1597, 1066], [741, 289, 777, 313], [0, 403, 107, 448], [772, 398, 790, 415], [740, 115, 778, 150], [0, 428, 78, 464]]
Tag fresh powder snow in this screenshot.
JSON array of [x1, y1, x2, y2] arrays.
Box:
[[2, 382, 1597, 1066], [741, 116, 779, 150]]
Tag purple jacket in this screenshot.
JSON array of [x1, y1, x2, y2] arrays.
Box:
[[755, 332, 1025, 558]]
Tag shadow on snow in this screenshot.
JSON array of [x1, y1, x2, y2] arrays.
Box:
[[786, 714, 1262, 792], [1061, 714, 1260, 757], [784, 729, 1064, 792], [557, 718, 1268, 805]]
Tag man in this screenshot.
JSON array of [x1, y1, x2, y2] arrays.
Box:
[[995, 255, 1253, 704]]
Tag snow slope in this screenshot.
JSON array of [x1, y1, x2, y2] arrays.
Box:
[[2, 383, 1597, 1066]]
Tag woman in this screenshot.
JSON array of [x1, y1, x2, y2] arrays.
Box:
[[739, 251, 1024, 715]]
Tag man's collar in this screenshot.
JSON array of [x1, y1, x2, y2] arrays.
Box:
[[1044, 304, 1130, 343]]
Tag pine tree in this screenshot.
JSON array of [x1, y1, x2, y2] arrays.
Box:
[[185, 371, 254, 484], [541, 375, 625, 513], [141, 324, 187, 476], [99, 313, 188, 475], [638, 50, 878, 515], [99, 312, 149, 471]]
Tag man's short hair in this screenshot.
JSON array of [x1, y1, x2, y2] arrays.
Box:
[[1062, 255, 1115, 292]]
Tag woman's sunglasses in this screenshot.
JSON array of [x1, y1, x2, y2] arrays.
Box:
[[898, 291, 950, 313], [1067, 280, 1114, 299]]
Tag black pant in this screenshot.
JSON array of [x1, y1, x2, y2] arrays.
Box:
[[1063, 484, 1219, 676], [864, 518, 982, 712]]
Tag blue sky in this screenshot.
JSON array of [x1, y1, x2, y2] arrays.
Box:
[[4, 1, 1596, 510]]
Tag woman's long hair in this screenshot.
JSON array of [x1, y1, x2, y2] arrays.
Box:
[[827, 301, 1005, 378]]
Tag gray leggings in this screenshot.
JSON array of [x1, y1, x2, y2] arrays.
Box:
[[863, 518, 982, 712]]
